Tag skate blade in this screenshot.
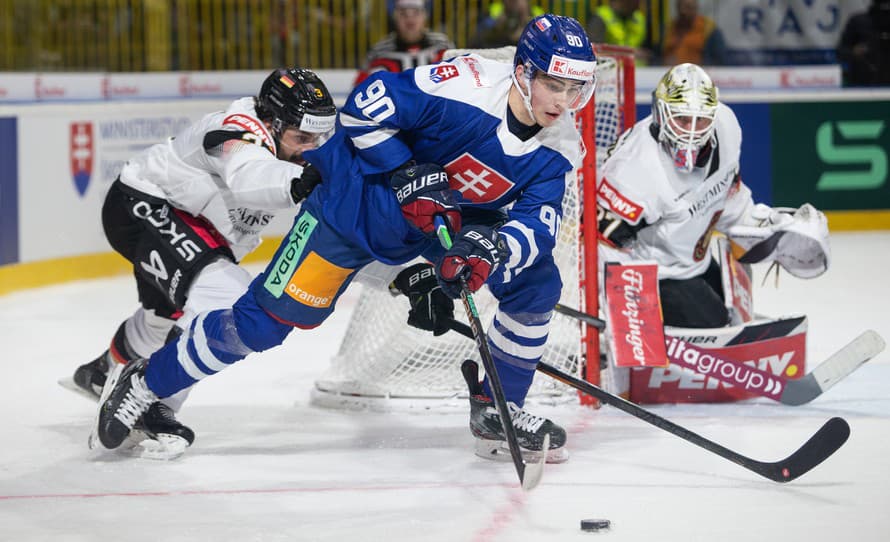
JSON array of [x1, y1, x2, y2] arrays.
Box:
[[58, 377, 101, 402], [119, 430, 190, 461], [474, 438, 570, 464]]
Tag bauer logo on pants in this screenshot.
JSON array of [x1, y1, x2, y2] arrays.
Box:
[[264, 212, 317, 298]]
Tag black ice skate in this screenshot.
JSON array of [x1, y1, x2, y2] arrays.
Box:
[[461, 360, 569, 464], [90, 358, 158, 451], [124, 402, 195, 460], [67, 351, 113, 400]]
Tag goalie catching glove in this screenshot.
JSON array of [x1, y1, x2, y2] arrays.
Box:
[[728, 203, 830, 279], [389, 262, 455, 336], [390, 162, 462, 236], [436, 225, 507, 298]]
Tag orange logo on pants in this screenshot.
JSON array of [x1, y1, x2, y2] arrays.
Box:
[[284, 251, 352, 308]]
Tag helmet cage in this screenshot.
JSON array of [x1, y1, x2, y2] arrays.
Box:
[[652, 64, 718, 172]]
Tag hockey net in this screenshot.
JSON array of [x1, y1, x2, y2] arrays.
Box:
[[311, 45, 636, 411]]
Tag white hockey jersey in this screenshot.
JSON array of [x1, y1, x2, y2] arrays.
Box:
[[597, 103, 757, 280], [119, 97, 302, 261]]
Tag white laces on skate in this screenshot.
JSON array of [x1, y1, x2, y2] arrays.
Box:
[[507, 402, 545, 433], [113, 375, 158, 429]]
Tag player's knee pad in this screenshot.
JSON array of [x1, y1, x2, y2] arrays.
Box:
[[231, 292, 293, 353], [489, 256, 562, 314], [183, 259, 253, 321]]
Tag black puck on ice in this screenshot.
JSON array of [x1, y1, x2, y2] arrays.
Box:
[[580, 519, 611, 532]]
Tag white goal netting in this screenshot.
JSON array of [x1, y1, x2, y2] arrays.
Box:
[[311, 46, 635, 411]]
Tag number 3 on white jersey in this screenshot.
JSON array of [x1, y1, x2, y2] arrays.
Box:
[[354, 80, 395, 123]]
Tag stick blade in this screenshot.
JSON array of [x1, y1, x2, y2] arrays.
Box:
[[521, 433, 548, 491], [782, 330, 886, 405], [763, 417, 850, 483]]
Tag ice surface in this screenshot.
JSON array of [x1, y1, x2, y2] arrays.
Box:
[[1, 232, 888, 541]]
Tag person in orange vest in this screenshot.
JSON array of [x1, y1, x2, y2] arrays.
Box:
[[660, 0, 726, 66], [586, 0, 651, 64]]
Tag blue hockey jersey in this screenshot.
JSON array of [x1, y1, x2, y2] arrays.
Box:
[[303, 54, 583, 282]]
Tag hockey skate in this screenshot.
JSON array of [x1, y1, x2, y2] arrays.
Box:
[[89, 358, 157, 451], [124, 402, 195, 461], [61, 351, 113, 401], [461, 360, 569, 464]]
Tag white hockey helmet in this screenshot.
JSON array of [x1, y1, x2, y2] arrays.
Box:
[[652, 63, 719, 172]]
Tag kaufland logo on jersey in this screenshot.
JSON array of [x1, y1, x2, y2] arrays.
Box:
[[547, 55, 596, 81], [70, 122, 93, 197], [444, 153, 514, 203], [430, 64, 459, 83]]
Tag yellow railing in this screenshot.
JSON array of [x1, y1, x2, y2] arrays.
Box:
[[0, 0, 663, 72]]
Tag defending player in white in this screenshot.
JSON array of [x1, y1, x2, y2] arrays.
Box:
[[597, 63, 830, 329], [89, 14, 596, 464], [68, 68, 336, 458]]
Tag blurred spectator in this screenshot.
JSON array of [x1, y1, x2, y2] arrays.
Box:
[[660, 0, 726, 66], [586, 0, 651, 65], [469, 0, 537, 48], [354, 0, 454, 86], [837, 0, 890, 86]]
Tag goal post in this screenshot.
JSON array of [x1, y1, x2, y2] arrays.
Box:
[[311, 45, 636, 411]]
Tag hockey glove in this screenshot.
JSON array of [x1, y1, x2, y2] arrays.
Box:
[[390, 163, 462, 236], [436, 225, 507, 299], [290, 163, 322, 204], [389, 262, 455, 336]]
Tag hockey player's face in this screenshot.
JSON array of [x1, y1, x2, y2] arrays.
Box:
[[531, 74, 581, 126], [277, 127, 322, 165]]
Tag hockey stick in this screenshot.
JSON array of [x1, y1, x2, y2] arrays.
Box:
[[554, 304, 885, 406], [433, 217, 546, 490], [446, 318, 850, 483]]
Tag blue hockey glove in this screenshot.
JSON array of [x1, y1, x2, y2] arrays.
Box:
[[389, 262, 455, 336], [436, 225, 507, 298], [390, 163, 462, 236]]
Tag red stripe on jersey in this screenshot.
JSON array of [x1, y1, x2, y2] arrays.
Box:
[[172, 209, 230, 250], [222, 113, 275, 154]]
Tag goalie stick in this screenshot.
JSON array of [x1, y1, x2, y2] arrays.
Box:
[[446, 319, 850, 483], [552, 304, 885, 405], [434, 217, 546, 491]]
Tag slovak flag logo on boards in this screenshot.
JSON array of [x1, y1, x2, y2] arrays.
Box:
[[430, 64, 459, 83], [70, 122, 93, 197]]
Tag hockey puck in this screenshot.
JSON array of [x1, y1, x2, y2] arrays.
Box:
[[580, 519, 611, 532]]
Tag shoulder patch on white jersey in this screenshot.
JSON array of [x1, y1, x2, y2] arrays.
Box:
[[222, 113, 275, 154], [454, 55, 490, 87], [598, 178, 645, 224]]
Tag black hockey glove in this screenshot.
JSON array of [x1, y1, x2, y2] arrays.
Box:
[[390, 162, 462, 236], [290, 163, 322, 204], [389, 263, 455, 336], [436, 225, 507, 299]]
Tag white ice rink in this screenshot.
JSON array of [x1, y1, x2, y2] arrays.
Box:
[[1, 231, 889, 542]]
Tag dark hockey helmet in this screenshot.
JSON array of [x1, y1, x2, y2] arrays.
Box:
[[513, 14, 597, 110], [256, 67, 337, 137]]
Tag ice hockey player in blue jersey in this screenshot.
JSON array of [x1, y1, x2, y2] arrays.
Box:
[[92, 14, 597, 464]]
